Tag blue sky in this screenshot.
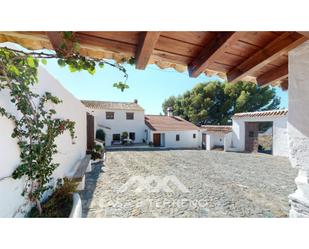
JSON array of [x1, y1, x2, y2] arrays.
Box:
[[43, 59, 288, 115]]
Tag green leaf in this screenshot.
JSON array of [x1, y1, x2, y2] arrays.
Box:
[[113, 82, 129, 92], [98, 62, 104, 69], [27, 57, 35, 68], [41, 58, 47, 65], [69, 65, 77, 72], [87, 67, 96, 75], [57, 59, 66, 67], [8, 65, 20, 76]]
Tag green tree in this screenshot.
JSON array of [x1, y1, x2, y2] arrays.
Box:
[[162, 81, 281, 125]]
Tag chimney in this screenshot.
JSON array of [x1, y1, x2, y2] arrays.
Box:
[[167, 107, 173, 117], [134, 99, 138, 104]]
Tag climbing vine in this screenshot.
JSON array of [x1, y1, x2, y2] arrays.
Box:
[[0, 32, 132, 214]]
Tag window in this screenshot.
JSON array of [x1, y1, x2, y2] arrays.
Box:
[[113, 134, 121, 141], [193, 134, 196, 139], [129, 132, 135, 141], [126, 112, 134, 120], [106, 112, 114, 120], [176, 134, 180, 141]]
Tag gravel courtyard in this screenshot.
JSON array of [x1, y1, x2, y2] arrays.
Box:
[[80, 150, 297, 218]]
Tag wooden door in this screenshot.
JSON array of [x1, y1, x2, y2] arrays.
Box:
[[87, 112, 95, 150], [245, 122, 259, 152], [202, 133, 206, 149], [153, 133, 161, 147]]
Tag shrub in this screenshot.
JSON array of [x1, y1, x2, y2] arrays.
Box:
[[27, 178, 78, 218], [121, 131, 128, 140], [94, 144, 103, 153], [96, 129, 105, 141]]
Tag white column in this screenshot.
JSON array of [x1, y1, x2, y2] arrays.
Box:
[[288, 41, 309, 217]]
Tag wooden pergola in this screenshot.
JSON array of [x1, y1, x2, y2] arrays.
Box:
[[1, 31, 309, 89]]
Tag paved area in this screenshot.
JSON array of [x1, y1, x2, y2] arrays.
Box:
[[80, 150, 297, 218]]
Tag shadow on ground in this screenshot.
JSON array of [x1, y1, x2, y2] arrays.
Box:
[[79, 162, 105, 217]]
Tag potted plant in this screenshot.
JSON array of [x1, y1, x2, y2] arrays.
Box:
[[27, 178, 82, 218], [88, 143, 104, 163], [121, 131, 129, 144]]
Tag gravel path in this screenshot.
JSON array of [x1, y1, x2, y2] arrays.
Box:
[[80, 150, 297, 218]]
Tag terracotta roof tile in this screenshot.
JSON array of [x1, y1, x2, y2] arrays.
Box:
[[232, 109, 288, 119], [81, 100, 144, 111], [145, 115, 199, 131], [200, 125, 232, 133]]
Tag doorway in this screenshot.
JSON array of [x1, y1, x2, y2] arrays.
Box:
[[153, 133, 161, 147], [245, 122, 273, 154], [86, 112, 94, 150], [202, 133, 206, 149]]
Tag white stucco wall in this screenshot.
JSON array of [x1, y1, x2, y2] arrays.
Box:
[[87, 108, 146, 146], [231, 115, 288, 156], [288, 41, 309, 217], [231, 118, 246, 151], [273, 116, 289, 157], [0, 67, 87, 217], [204, 132, 226, 151], [148, 130, 200, 148]]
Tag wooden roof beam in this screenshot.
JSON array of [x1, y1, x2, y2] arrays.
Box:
[[135, 32, 161, 69], [227, 32, 307, 83], [297, 32, 309, 39], [257, 63, 288, 87], [280, 79, 289, 91], [188, 32, 242, 77], [46, 32, 74, 57]]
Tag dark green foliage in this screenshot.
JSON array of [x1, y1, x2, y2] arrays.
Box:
[[162, 81, 281, 125], [94, 144, 103, 153], [121, 131, 128, 140], [27, 178, 78, 218], [96, 129, 105, 141]]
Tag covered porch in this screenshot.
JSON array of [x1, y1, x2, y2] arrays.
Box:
[[2, 31, 309, 217]]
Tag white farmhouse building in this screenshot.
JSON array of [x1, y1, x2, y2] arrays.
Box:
[[145, 112, 200, 148], [227, 109, 289, 157], [81, 100, 146, 146], [200, 125, 232, 151]]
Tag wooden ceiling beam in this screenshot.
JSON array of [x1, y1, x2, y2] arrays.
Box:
[[188, 32, 242, 77], [297, 32, 309, 39], [227, 32, 307, 83], [46, 32, 75, 57], [257, 63, 288, 87], [280, 79, 289, 91], [75, 32, 136, 55], [135, 32, 161, 69]]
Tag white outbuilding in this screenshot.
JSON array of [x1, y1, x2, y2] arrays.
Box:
[[227, 109, 288, 157], [145, 114, 200, 149], [200, 125, 232, 151]]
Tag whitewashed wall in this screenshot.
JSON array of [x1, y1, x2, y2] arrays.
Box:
[[204, 133, 225, 150], [148, 130, 200, 148], [224, 132, 233, 152], [273, 116, 289, 157], [231, 115, 288, 157], [87, 108, 146, 146], [0, 67, 87, 217]]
